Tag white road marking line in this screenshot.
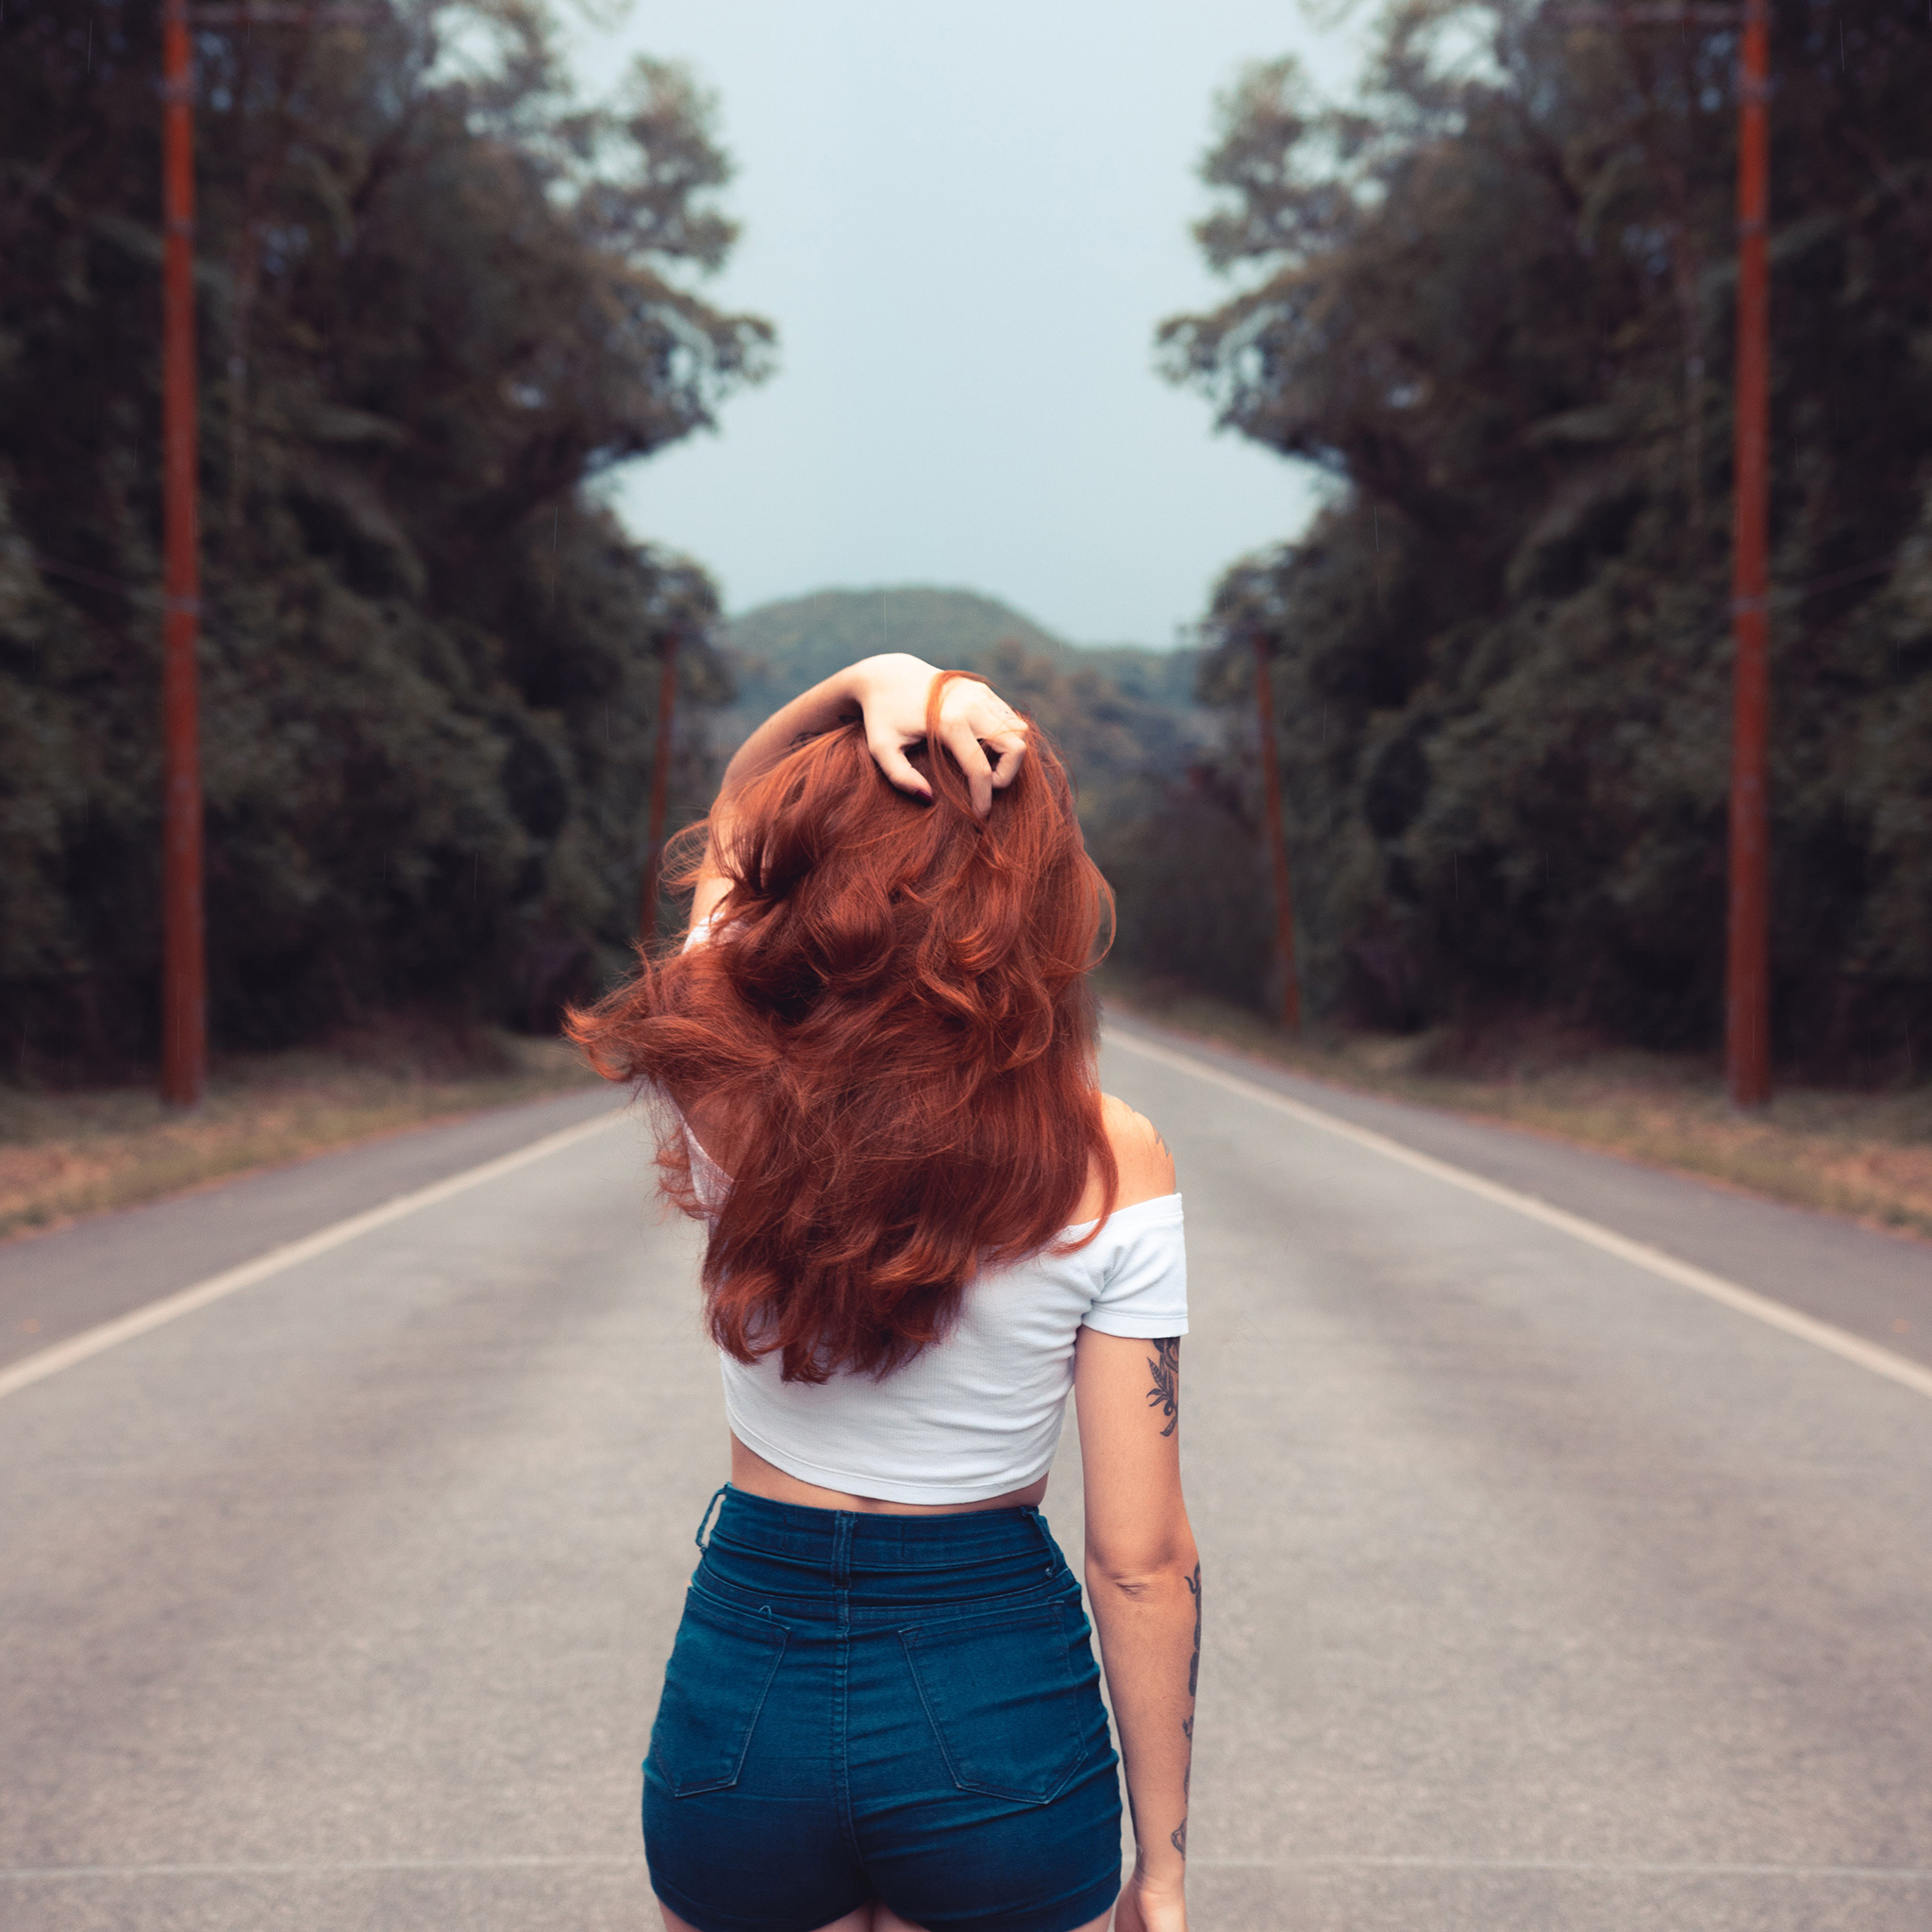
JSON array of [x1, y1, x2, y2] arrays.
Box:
[[1109, 1029, 1932, 1405], [0, 1108, 627, 1404], [0, 1857, 641, 1879], [1191, 1856, 1932, 1879]]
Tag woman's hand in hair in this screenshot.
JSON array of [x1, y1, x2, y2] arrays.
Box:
[[847, 653, 1029, 818], [693, 655, 1032, 930]]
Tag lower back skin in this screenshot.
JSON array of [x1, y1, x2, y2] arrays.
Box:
[[728, 1433, 1050, 1516]]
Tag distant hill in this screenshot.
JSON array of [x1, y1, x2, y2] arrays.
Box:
[[715, 587, 1203, 762], [724, 587, 1063, 707]]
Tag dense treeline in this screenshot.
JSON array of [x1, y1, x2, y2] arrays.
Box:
[[1154, 0, 1932, 1074], [1, 0, 766, 1075]]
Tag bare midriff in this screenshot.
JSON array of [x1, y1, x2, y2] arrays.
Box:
[[729, 1433, 1050, 1516]]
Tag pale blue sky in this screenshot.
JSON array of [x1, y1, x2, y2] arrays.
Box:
[[567, 2, 1372, 644]]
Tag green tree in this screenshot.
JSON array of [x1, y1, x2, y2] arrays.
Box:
[[1160, 0, 1932, 1074], [1, 0, 771, 1073]]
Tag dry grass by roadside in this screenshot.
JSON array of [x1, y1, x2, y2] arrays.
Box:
[[0, 1024, 604, 1243], [1103, 979, 1932, 1244]]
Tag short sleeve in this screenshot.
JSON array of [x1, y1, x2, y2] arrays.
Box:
[[681, 1115, 733, 1216], [1080, 1196, 1188, 1339]]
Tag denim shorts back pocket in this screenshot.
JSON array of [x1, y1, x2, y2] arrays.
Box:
[[647, 1588, 790, 1797], [899, 1600, 1091, 1805]]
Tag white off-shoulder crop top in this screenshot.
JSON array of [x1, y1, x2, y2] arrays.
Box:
[[684, 1131, 1188, 1504]]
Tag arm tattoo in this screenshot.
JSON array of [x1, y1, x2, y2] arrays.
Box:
[[1185, 1562, 1202, 1698], [1145, 1337, 1180, 1437], [1172, 1561, 1201, 1859]]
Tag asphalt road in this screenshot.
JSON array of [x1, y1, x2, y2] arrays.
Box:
[[3, 1024, 1929, 1931]]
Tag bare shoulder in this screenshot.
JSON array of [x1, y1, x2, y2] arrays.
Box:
[[1099, 1092, 1176, 1208]]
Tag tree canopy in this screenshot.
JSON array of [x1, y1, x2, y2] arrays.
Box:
[[2, 0, 771, 1074], [1160, 0, 1932, 1074]]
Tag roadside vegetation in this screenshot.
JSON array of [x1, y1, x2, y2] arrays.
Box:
[[1152, 0, 1932, 1080], [1106, 975, 1932, 1244]]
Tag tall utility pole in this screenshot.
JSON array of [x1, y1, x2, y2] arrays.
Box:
[[638, 634, 681, 945], [1725, 0, 1773, 1107], [1252, 635, 1302, 1032], [160, 0, 207, 1108]]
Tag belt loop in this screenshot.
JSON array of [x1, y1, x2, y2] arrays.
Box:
[[1026, 1507, 1055, 1561], [694, 1484, 729, 1551], [831, 1510, 854, 1589]]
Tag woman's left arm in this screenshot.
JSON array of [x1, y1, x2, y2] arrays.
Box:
[[1076, 1324, 1198, 1932], [692, 654, 1029, 924]]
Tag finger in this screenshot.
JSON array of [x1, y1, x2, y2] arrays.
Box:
[[982, 731, 1027, 790], [943, 722, 996, 817], [871, 735, 932, 801]]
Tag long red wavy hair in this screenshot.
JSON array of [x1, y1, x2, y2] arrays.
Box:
[[567, 677, 1117, 1384]]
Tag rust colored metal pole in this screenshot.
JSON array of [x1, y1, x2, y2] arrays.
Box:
[[160, 0, 207, 1108], [1252, 635, 1302, 1032], [1725, 0, 1772, 1107], [639, 635, 681, 945]]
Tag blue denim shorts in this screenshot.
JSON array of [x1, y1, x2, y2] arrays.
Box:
[[642, 1487, 1123, 1932]]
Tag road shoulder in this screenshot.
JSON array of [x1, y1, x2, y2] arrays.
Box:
[[0, 1086, 629, 1373], [1106, 1009, 1932, 1375]]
